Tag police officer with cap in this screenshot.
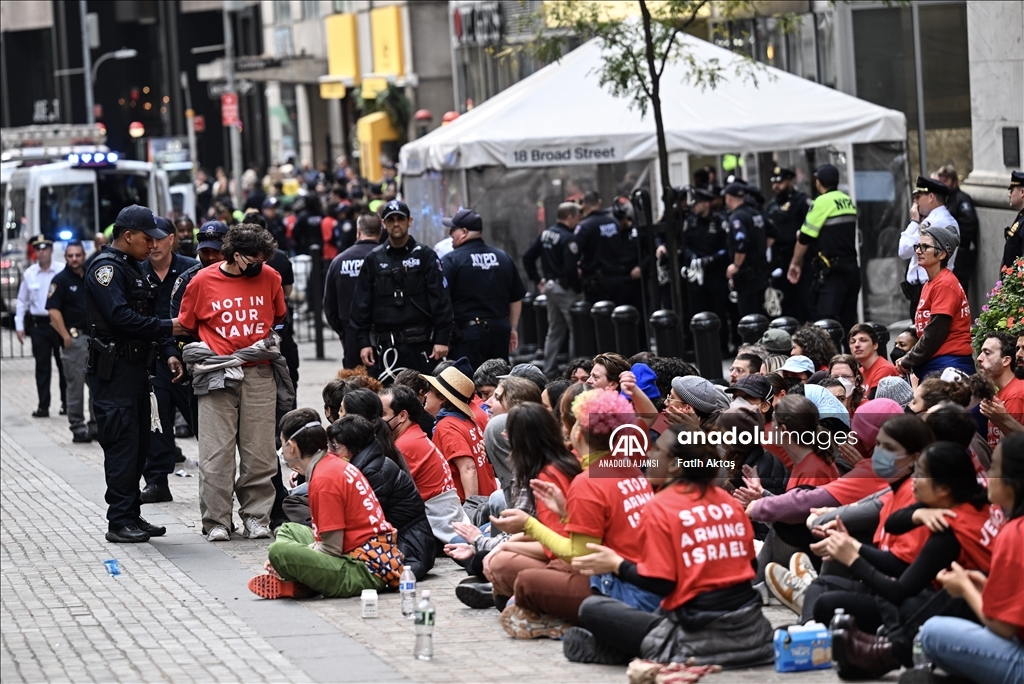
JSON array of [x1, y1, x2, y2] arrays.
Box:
[[443, 208, 526, 371], [85, 205, 187, 543], [350, 200, 453, 378], [898, 175, 959, 317], [723, 182, 768, 317], [935, 165, 979, 293], [170, 221, 229, 319], [576, 191, 641, 304], [766, 167, 814, 320], [788, 164, 860, 336], [1003, 171, 1024, 271], [261, 196, 288, 251], [682, 187, 730, 351], [324, 213, 385, 369]]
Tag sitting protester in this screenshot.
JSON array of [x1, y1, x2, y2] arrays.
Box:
[[919, 433, 1024, 684], [483, 376, 543, 508], [560, 424, 774, 667], [248, 408, 402, 599], [829, 354, 867, 414]]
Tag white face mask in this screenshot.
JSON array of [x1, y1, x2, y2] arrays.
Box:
[[837, 377, 856, 396], [730, 397, 752, 410]]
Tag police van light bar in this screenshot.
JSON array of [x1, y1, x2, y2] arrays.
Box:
[[67, 151, 118, 167], [59, 230, 73, 240]]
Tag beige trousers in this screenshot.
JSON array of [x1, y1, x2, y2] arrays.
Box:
[[197, 364, 277, 532]]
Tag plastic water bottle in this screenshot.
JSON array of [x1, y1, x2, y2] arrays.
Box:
[[912, 630, 931, 670], [399, 566, 417, 618], [413, 590, 435, 661], [829, 608, 845, 631]]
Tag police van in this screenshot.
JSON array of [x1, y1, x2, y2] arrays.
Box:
[[1, 124, 171, 321]]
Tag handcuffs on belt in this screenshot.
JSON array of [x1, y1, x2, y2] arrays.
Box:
[[69, 327, 80, 339]]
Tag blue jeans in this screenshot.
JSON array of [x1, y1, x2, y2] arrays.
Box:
[[589, 573, 662, 613], [913, 354, 975, 381], [920, 616, 1024, 683]]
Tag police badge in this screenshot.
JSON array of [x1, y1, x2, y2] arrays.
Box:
[[95, 265, 114, 286], [47, 283, 57, 298]]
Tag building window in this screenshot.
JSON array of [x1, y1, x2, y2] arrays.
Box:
[[302, 1, 321, 20], [332, 0, 353, 13], [274, 0, 291, 24], [274, 26, 294, 56]]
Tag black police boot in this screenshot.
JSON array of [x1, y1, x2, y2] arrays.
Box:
[[31, 408, 49, 418], [106, 524, 150, 543], [174, 446, 186, 463], [140, 481, 173, 504], [136, 516, 166, 537], [72, 431, 92, 443], [87, 423, 98, 441]]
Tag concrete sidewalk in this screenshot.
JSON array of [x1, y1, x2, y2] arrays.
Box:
[[1, 343, 885, 683]]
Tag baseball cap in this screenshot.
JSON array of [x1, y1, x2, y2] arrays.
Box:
[[690, 187, 716, 203], [115, 205, 166, 239], [770, 167, 796, 183], [380, 200, 410, 220], [725, 374, 773, 402], [813, 164, 840, 188], [779, 355, 815, 375], [760, 328, 793, 353], [197, 220, 229, 251], [722, 182, 746, 198], [498, 363, 547, 392], [154, 217, 173, 239], [261, 196, 279, 210], [442, 209, 483, 232]]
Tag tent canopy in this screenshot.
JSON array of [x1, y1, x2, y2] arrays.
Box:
[[400, 34, 906, 174]]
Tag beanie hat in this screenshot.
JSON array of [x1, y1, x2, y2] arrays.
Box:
[[875, 377, 913, 408], [921, 223, 960, 256], [671, 376, 721, 415]]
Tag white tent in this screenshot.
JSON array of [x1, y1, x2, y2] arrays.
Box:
[[400, 34, 906, 174]]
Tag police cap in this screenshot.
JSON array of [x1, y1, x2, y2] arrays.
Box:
[[197, 220, 229, 251], [691, 187, 716, 203], [115, 205, 167, 239], [262, 196, 279, 210], [813, 164, 840, 188], [770, 166, 796, 182], [722, 182, 746, 198], [30, 234, 54, 249], [154, 217, 174, 239], [380, 199, 411, 220], [913, 176, 950, 197], [442, 208, 483, 232], [1010, 171, 1024, 189]]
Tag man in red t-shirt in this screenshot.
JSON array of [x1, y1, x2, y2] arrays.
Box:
[[382, 384, 469, 541], [849, 323, 899, 393], [977, 332, 1024, 449], [178, 224, 288, 542]]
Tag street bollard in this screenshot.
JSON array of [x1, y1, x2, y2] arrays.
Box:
[[737, 314, 770, 345], [591, 301, 617, 355], [867, 321, 890, 356], [611, 305, 640, 358], [769, 316, 800, 336], [533, 294, 549, 362], [309, 244, 325, 360], [650, 309, 682, 358], [571, 300, 596, 358], [519, 292, 538, 362], [691, 312, 724, 381], [813, 319, 845, 350]]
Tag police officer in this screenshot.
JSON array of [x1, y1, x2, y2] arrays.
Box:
[[15, 234, 67, 417], [936, 165, 979, 293], [140, 218, 198, 504], [1003, 171, 1024, 272], [261, 197, 289, 252], [766, 167, 814, 321], [523, 202, 582, 376], [681, 188, 731, 350], [46, 240, 94, 442], [85, 205, 184, 543], [787, 164, 860, 336], [443, 209, 526, 371], [577, 192, 641, 306], [723, 183, 768, 317], [324, 213, 385, 368], [351, 200, 453, 378]]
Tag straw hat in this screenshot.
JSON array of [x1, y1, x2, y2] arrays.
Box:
[[421, 366, 476, 417]]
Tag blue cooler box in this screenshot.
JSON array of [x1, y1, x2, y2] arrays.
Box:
[[774, 624, 832, 672]]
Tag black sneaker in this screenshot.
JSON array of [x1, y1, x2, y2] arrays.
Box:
[[136, 516, 166, 537], [174, 446, 186, 463], [106, 524, 150, 543], [31, 408, 49, 418], [72, 432, 92, 443], [562, 627, 629, 664], [140, 482, 173, 504], [455, 582, 496, 609]]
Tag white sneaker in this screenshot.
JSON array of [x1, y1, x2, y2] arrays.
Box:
[[242, 517, 271, 539], [789, 551, 818, 584], [207, 526, 230, 542], [765, 562, 808, 615]]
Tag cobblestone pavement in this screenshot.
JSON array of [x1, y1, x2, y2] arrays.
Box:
[[1, 344, 893, 683]]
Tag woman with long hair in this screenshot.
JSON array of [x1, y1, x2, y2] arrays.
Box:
[[829, 353, 867, 413]]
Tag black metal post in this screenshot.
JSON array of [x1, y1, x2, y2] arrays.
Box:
[[867, 321, 891, 356], [309, 244, 325, 360], [769, 316, 800, 336], [813, 318, 845, 351], [691, 312, 724, 381], [533, 294, 549, 362], [737, 314, 770, 345], [591, 301, 616, 355], [649, 309, 682, 358], [611, 305, 640, 358], [519, 292, 537, 362], [571, 300, 596, 358]]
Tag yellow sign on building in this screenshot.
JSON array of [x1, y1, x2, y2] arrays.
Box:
[[325, 13, 360, 85], [370, 5, 405, 77]]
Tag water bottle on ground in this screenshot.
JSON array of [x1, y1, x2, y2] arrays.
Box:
[[399, 566, 416, 618], [912, 630, 931, 670], [829, 608, 845, 632], [413, 590, 435, 661]]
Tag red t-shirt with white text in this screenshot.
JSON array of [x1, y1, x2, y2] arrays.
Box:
[[177, 264, 286, 356], [564, 465, 653, 563], [637, 484, 756, 611], [861, 356, 900, 393], [309, 454, 393, 553], [988, 377, 1024, 450], [432, 413, 496, 502], [913, 268, 973, 357], [395, 423, 456, 501], [981, 516, 1024, 640], [786, 453, 839, 490]]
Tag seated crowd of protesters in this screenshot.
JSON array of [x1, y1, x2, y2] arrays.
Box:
[[240, 315, 1024, 681]]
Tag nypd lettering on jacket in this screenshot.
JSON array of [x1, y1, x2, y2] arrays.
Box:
[[470, 253, 500, 270], [340, 258, 364, 278]]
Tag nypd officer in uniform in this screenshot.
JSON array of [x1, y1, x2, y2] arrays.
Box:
[[681, 187, 731, 351], [788, 164, 860, 336], [936, 165, 979, 293], [766, 167, 814, 321], [722, 182, 768, 317], [351, 200, 453, 378], [324, 214, 385, 369], [85, 205, 186, 543], [443, 208, 526, 371], [1003, 171, 1024, 272], [523, 202, 582, 377]]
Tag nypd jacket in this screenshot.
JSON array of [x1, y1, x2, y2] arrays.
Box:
[[323, 239, 380, 335], [349, 236, 454, 348], [522, 222, 581, 291]]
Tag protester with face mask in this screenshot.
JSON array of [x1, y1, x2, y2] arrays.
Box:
[[178, 223, 292, 542], [829, 354, 866, 413]]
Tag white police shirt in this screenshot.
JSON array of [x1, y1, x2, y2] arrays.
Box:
[[15, 260, 64, 331]]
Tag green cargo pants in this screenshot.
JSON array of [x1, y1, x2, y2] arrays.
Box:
[[267, 523, 384, 598]]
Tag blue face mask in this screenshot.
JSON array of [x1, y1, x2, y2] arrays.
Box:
[[872, 446, 908, 479]]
